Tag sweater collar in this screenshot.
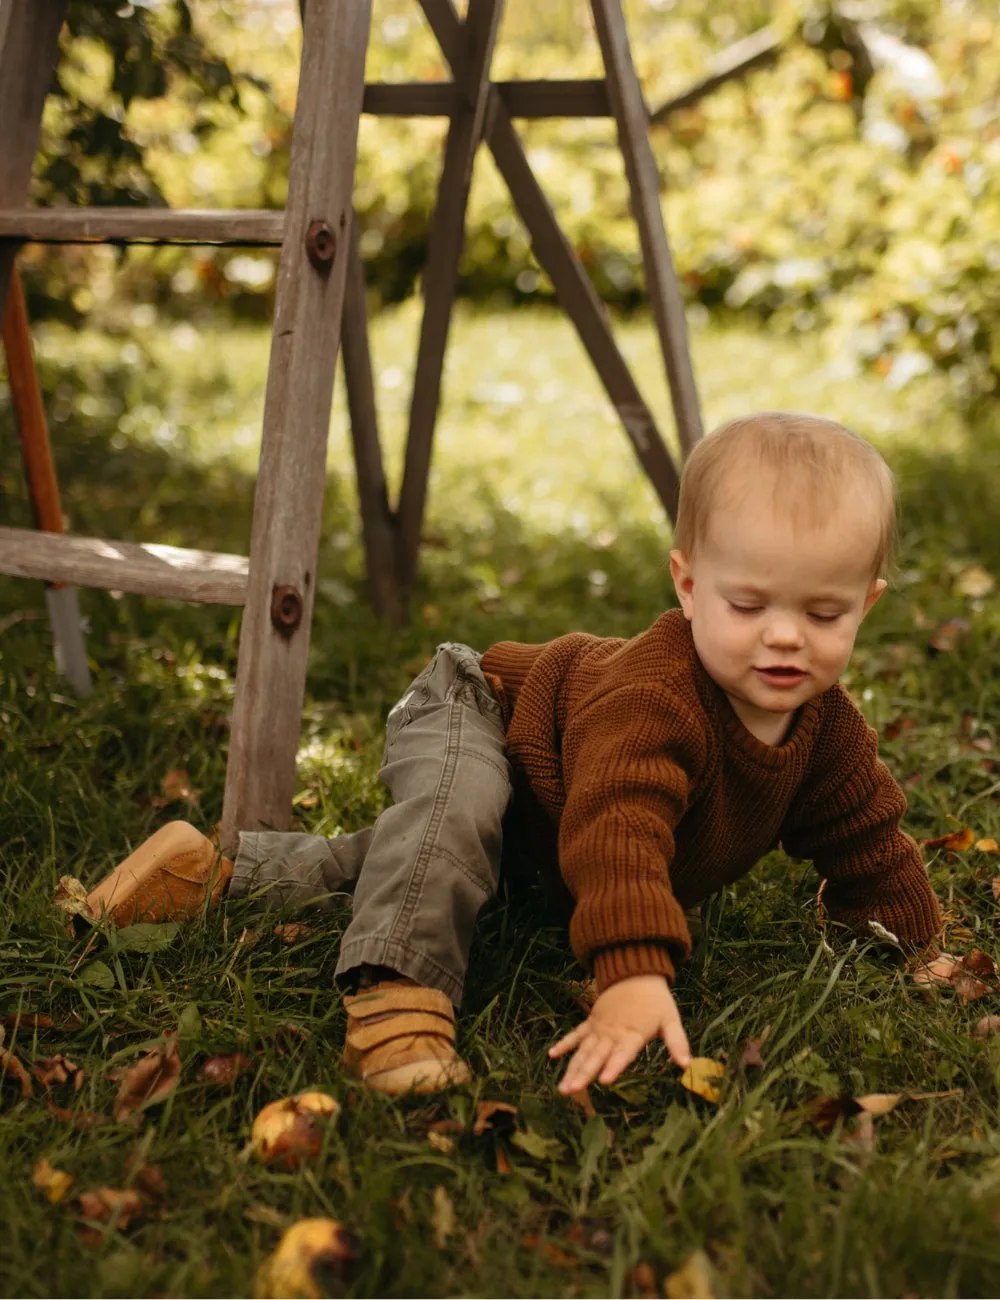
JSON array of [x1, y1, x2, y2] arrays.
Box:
[[666, 608, 825, 769]]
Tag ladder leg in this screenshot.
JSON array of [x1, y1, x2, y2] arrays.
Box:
[[419, 0, 682, 522], [0, 1, 68, 313], [221, 0, 373, 849], [2, 266, 91, 696], [393, 0, 504, 598], [589, 0, 703, 458], [342, 215, 401, 624]]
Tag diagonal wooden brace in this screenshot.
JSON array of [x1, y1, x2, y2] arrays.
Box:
[[393, 0, 505, 596], [418, 0, 685, 528]]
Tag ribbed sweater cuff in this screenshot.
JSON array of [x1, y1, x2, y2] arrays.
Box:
[[480, 641, 543, 699], [592, 942, 677, 991]]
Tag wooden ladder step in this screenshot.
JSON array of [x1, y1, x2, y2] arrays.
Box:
[[0, 208, 285, 246], [363, 78, 611, 118], [0, 526, 248, 604]]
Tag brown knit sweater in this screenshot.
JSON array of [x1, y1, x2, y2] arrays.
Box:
[[480, 608, 941, 992]]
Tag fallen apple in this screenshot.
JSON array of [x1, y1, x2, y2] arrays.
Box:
[[250, 1091, 341, 1168], [255, 1217, 358, 1299]]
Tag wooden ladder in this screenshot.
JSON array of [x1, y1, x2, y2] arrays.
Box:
[[0, 0, 703, 851]]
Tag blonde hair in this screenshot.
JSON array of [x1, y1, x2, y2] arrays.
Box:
[[673, 411, 897, 578]]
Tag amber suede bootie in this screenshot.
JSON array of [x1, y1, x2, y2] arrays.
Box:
[[85, 820, 233, 926], [342, 981, 472, 1095]]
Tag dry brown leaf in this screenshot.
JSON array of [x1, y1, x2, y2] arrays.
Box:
[[809, 1096, 862, 1131], [32, 1156, 73, 1204], [627, 1261, 661, 1299], [912, 953, 960, 986], [1, 1049, 33, 1100], [200, 1053, 253, 1088], [973, 1015, 1000, 1038], [3, 1013, 55, 1031], [122, 1156, 168, 1201], [45, 1100, 106, 1130], [427, 1130, 456, 1154], [272, 922, 311, 944], [53, 875, 93, 921], [679, 1057, 726, 1104], [254, 1218, 358, 1300], [159, 768, 196, 803], [570, 1087, 598, 1119], [251, 1091, 340, 1168], [567, 979, 598, 1013], [77, 1186, 145, 1230], [521, 1231, 578, 1270], [923, 826, 976, 853], [665, 1248, 715, 1299], [33, 1054, 85, 1092], [472, 1100, 519, 1136], [112, 1037, 181, 1123], [494, 1144, 512, 1175], [738, 1038, 767, 1069], [431, 1184, 456, 1249]]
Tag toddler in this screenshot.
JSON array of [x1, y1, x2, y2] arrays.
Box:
[[81, 412, 941, 1096]]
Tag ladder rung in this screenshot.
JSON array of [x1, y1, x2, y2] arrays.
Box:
[[363, 79, 612, 119], [0, 208, 285, 246], [0, 527, 249, 604]]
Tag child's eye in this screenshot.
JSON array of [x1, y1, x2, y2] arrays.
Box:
[[808, 612, 841, 623], [727, 602, 761, 615]]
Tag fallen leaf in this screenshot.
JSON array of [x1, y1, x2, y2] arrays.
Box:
[[567, 979, 598, 1013], [472, 1100, 518, 1136], [569, 1087, 597, 1118], [122, 1156, 168, 1201], [112, 1037, 181, 1123], [77, 1186, 145, 1231], [809, 1096, 862, 1131], [160, 768, 196, 802], [992, 877, 1000, 903], [431, 1184, 456, 1249], [53, 875, 93, 921], [33, 1054, 85, 1092], [1, 1049, 33, 1100], [254, 1217, 358, 1300], [427, 1130, 455, 1154], [46, 1100, 107, 1129], [273, 922, 311, 944], [973, 1015, 1000, 1038], [32, 1156, 73, 1204], [956, 564, 995, 598], [251, 1091, 340, 1168], [200, 1053, 253, 1088], [666, 1248, 715, 1299], [738, 1039, 767, 1070], [494, 1145, 512, 1174], [923, 826, 976, 853], [979, 839, 1000, 854], [521, 1230, 578, 1269], [679, 1057, 726, 1104], [927, 617, 971, 655], [3, 1013, 54, 1031], [626, 1261, 660, 1299]]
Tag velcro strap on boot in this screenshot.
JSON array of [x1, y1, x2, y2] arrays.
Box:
[[343, 985, 454, 1020], [347, 1011, 457, 1053]]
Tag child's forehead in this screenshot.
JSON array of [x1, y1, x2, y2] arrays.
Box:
[[703, 493, 879, 579]]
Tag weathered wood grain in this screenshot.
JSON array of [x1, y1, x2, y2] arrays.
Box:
[[363, 78, 611, 118], [0, 207, 285, 245], [590, 0, 702, 459], [0, 527, 249, 604], [221, 0, 373, 848]]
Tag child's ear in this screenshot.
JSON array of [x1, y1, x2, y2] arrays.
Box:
[[862, 577, 888, 617], [670, 549, 695, 619]]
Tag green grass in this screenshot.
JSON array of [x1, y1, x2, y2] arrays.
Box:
[[4, 305, 1000, 1297]]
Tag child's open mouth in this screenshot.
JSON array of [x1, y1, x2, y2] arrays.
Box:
[[756, 666, 807, 688]]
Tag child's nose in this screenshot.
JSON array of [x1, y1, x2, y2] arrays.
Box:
[[762, 616, 805, 648]]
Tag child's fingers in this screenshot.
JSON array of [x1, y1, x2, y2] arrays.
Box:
[[548, 1023, 589, 1059], [558, 1036, 613, 1094], [596, 1037, 642, 1086], [661, 1014, 692, 1069]]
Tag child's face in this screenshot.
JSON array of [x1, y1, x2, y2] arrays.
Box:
[[670, 489, 886, 740]]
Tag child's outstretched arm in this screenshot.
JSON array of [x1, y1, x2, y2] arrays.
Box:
[[548, 973, 691, 1093]]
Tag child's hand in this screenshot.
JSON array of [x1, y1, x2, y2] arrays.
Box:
[[548, 974, 691, 1094]]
